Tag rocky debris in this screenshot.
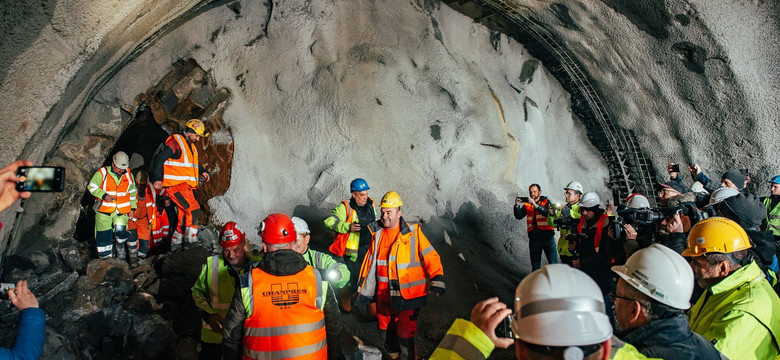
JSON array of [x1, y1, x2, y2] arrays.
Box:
[[123, 292, 163, 314], [86, 258, 133, 286]]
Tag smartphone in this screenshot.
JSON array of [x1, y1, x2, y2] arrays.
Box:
[[16, 166, 65, 192], [518, 197, 530, 203], [0, 282, 14, 300], [495, 315, 514, 339], [670, 164, 680, 172]]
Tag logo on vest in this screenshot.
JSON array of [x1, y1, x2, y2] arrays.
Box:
[[263, 282, 307, 307]]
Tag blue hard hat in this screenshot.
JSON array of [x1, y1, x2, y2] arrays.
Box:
[[350, 178, 370, 192], [771, 175, 780, 184]]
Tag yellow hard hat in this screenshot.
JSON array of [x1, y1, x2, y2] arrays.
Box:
[[134, 170, 149, 185], [379, 191, 403, 208], [682, 217, 752, 257], [185, 119, 210, 137]]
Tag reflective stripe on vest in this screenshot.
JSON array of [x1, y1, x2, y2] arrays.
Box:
[[97, 167, 134, 214], [209, 255, 230, 311], [152, 208, 169, 244], [243, 266, 326, 360], [162, 134, 199, 188], [436, 333, 487, 360], [524, 198, 554, 232]]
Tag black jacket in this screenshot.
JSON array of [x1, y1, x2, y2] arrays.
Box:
[[221, 249, 342, 360], [620, 313, 724, 360]]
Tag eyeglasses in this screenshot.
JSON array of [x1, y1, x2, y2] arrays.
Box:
[[609, 292, 640, 304], [564, 191, 577, 196]]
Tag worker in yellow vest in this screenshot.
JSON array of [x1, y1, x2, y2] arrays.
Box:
[[86, 151, 137, 259], [152, 119, 211, 251]]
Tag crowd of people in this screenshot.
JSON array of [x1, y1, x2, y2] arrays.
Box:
[[3, 115, 780, 360]]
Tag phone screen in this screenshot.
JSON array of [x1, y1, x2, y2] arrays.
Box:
[[16, 166, 65, 192]]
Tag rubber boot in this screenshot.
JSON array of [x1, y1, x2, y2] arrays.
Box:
[[185, 227, 198, 250], [171, 231, 184, 252], [115, 241, 127, 260], [95, 229, 114, 259], [398, 337, 416, 360], [126, 229, 138, 260]]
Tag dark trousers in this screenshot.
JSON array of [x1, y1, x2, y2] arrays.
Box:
[[198, 341, 221, 360], [529, 231, 559, 270]]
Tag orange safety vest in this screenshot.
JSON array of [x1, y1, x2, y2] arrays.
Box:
[[524, 198, 555, 232], [162, 134, 199, 188], [329, 200, 354, 257], [357, 222, 445, 303], [97, 167, 134, 214], [243, 266, 327, 360]]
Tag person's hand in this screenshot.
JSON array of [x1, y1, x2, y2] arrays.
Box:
[[6, 280, 38, 311], [662, 213, 684, 233], [689, 164, 701, 178], [0, 160, 33, 213], [605, 201, 613, 216], [349, 223, 361, 233], [528, 197, 537, 207], [515, 197, 522, 206], [470, 297, 515, 349], [572, 259, 580, 268], [201, 172, 210, 182], [153, 181, 162, 190], [623, 224, 637, 240], [207, 313, 224, 332], [104, 194, 115, 202]]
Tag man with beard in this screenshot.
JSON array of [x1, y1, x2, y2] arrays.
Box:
[[611, 244, 723, 359], [514, 184, 559, 270]]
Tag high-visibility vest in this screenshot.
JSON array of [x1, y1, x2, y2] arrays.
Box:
[[329, 200, 357, 257], [195, 255, 241, 344], [242, 266, 327, 360], [162, 134, 199, 188], [764, 198, 780, 237], [140, 185, 157, 229], [96, 167, 134, 214], [151, 208, 170, 248], [524, 198, 555, 232], [358, 222, 445, 302]]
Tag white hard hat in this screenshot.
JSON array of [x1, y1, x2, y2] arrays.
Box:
[[611, 244, 693, 309], [113, 151, 130, 169], [291, 216, 310, 234], [512, 264, 612, 346], [564, 181, 584, 194], [579, 192, 600, 208], [709, 187, 739, 205], [626, 194, 650, 209], [690, 181, 709, 195]]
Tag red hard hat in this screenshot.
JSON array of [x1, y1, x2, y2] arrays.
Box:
[[259, 213, 297, 244], [219, 221, 245, 248]]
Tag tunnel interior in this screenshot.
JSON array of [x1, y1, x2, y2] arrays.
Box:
[[0, 0, 777, 358]]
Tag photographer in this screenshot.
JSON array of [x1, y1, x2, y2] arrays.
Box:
[[719, 193, 778, 284], [513, 184, 559, 270], [690, 165, 750, 194], [0, 160, 45, 359], [616, 194, 655, 257], [546, 181, 583, 266], [572, 192, 622, 296]]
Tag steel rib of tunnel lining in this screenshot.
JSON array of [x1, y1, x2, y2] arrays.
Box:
[[444, 0, 658, 205]]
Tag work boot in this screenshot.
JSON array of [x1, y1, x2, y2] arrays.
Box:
[[115, 242, 127, 260]]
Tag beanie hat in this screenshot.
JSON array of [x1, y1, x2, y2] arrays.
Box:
[[720, 193, 766, 229], [653, 181, 688, 195], [721, 170, 746, 190]]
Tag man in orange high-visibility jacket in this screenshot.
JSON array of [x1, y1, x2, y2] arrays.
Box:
[[222, 213, 332, 360], [514, 183, 559, 271], [152, 119, 211, 251], [86, 151, 137, 259], [355, 191, 445, 360]]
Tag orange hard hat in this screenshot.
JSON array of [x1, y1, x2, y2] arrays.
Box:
[[259, 213, 297, 244], [219, 221, 245, 248]]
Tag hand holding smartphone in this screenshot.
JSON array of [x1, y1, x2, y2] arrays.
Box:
[[15, 166, 65, 192]]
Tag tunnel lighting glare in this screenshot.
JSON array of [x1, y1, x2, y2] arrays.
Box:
[[328, 270, 340, 281]]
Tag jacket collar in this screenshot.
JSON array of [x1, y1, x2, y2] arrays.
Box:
[[710, 260, 763, 295], [620, 313, 692, 346], [367, 217, 412, 235]]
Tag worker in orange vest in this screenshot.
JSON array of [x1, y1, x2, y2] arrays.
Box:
[[355, 191, 445, 360], [86, 151, 137, 259], [514, 183, 559, 270], [128, 170, 156, 259], [222, 213, 329, 360], [151, 119, 211, 251], [323, 178, 376, 311]]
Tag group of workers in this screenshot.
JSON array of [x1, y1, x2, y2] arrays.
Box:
[[493, 163, 780, 360], [85, 118, 210, 260], [190, 178, 445, 360]]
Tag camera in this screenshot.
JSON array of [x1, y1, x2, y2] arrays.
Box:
[[616, 202, 715, 228], [670, 164, 681, 173]]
